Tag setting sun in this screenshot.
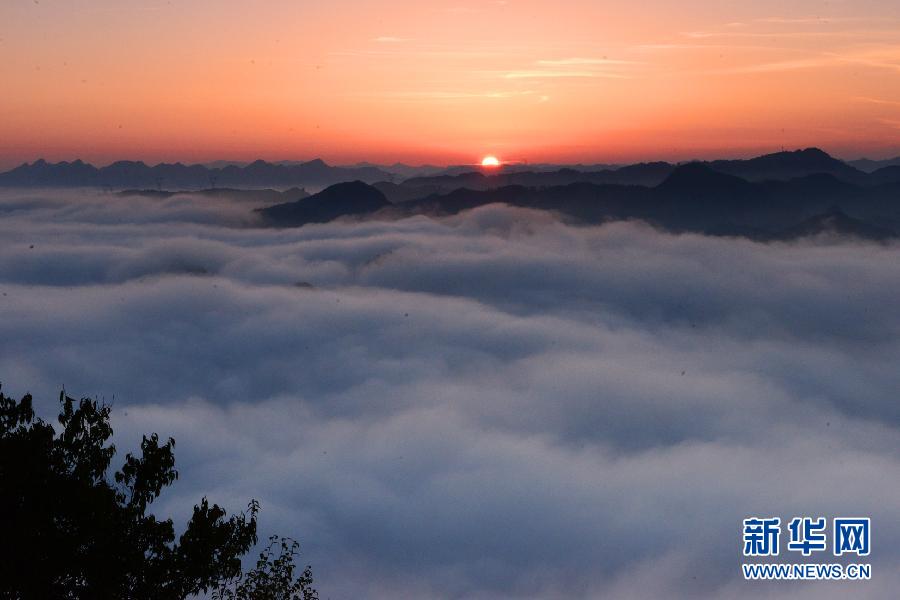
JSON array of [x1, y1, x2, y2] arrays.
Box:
[[481, 156, 501, 168]]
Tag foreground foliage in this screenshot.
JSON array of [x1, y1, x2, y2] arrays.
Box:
[[0, 386, 317, 599]]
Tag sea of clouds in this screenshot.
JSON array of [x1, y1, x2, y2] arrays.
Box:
[[1, 188, 899, 598]]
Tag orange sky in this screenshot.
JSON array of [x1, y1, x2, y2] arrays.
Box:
[[2, 0, 900, 168]]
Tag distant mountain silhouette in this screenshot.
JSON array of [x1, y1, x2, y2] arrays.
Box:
[[270, 164, 899, 240], [868, 165, 900, 186], [4, 148, 889, 192], [373, 181, 448, 203], [8, 148, 900, 242], [704, 148, 866, 183], [848, 156, 900, 173], [657, 163, 756, 196], [397, 162, 623, 179], [116, 187, 309, 203], [258, 181, 389, 226], [773, 209, 896, 241], [376, 149, 873, 202], [402, 171, 489, 191], [0, 159, 391, 189], [390, 162, 674, 198]]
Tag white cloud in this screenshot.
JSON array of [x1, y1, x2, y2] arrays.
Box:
[[1, 191, 899, 598], [503, 70, 629, 79], [536, 57, 638, 66], [373, 36, 410, 43]]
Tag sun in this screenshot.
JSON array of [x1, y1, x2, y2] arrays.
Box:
[[481, 155, 500, 167]]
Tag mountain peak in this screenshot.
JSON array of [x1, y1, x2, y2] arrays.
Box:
[[258, 181, 389, 227], [705, 147, 863, 183], [106, 160, 148, 168], [745, 147, 837, 164], [784, 147, 837, 163], [313, 180, 385, 199], [797, 147, 831, 158]]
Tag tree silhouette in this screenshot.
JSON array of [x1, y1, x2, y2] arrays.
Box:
[[0, 386, 317, 599], [214, 536, 318, 600]]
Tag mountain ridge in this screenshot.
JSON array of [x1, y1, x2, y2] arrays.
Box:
[[257, 166, 900, 242], [0, 158, 392, 189]]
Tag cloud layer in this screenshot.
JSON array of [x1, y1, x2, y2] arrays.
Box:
[[1, 190, 899, 598]]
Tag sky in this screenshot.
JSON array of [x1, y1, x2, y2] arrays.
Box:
[[1, 0, 900, 167], [2, 188, 900, 597]]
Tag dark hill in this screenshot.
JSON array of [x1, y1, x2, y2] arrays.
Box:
[[706, 148, 865, 183], [258, 181, 389, 226], [657, 162, 757, 196], [774, 209, 897, 241], [849, 156, 900, 173], [395, 171, 900, 239], [868, 165, 900, 186]]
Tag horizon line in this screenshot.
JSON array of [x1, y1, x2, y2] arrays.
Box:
[[4, 146, 899, 172]]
